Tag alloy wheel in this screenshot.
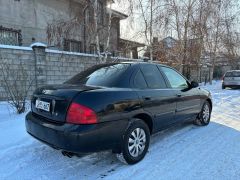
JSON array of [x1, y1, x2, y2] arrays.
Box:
[[202, 104, 210, 123], [128, 128, 146, 158]]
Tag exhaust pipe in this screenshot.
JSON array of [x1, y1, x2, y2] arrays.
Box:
[[62, 151, 74, 158]]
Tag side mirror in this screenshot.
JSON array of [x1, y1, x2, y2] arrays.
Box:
[[191, 81, 199, 88]]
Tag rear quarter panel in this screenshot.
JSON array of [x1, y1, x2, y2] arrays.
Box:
[[72, 88, 144, 123]]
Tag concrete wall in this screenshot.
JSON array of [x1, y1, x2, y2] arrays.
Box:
[[0, 0, 119, 52], [0, 0, 73, 45], [0, 44, 140, 100]]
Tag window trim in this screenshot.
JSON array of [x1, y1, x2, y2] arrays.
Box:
[[0, 26, 22, 46], [63, 39, 82, 53]]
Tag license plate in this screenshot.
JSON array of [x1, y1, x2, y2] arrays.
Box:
[[35, 99, 50, 112]]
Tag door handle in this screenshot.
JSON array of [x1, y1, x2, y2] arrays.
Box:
[[176, 94, 182, 97], [143, 96, 151, 101]]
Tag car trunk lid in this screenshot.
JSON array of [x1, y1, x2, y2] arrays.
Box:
[[31, 84, 98, 123]]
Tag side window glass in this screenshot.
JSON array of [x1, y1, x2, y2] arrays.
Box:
[[141, 64, 167, 89], [134, 70, 147, 89], [160, 66, 189, 89]]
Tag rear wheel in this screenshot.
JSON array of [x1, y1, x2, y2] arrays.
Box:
[[222, 84, 226, 89], [194, 101, 211, 126], [119, 119, 150, 164]]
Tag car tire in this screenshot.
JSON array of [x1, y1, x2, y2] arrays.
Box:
[[222, 84, 225, 89], [194, 101, 211, 126], [120, 119, 150, 164]]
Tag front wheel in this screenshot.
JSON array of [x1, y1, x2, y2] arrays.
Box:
[[119, 119, 150, 164], [194, 101, 212, 126]]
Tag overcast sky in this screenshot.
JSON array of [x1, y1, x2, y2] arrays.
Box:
[[112, 0, 240, 47], [112, 1, 146, 43]]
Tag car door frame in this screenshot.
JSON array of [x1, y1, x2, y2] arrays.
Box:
[[130, 64, 177, 132], [157, 65, 201, 123]]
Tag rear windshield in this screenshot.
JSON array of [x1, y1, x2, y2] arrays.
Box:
[[65, 63, 130, 87], [225, 71, 240, 77]]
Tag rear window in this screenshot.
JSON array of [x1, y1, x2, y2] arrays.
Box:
[[65, 63, 130, 87], [225, 71, 240, 77]]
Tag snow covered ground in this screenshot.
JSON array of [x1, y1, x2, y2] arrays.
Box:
[[0, 81, 240, 180]]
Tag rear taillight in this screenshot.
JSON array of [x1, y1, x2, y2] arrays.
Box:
[[66, 102, 98, 124], [222, 75, 225, 81]]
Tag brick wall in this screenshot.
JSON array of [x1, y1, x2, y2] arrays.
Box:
[[0, 45, 140, 100]]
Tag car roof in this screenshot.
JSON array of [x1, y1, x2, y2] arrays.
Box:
[[121, 61, 170, 68]]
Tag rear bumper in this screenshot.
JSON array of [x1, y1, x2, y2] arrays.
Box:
[[25, 112, 128, 153], [223, 83, 240, 89], [223, 81, 240, 86]]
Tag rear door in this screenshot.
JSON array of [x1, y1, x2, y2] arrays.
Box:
[[159, 66, 201, 122], [133, 64, 176, 131]]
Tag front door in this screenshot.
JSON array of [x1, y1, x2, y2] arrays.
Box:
[[159, 66, 201, 122]]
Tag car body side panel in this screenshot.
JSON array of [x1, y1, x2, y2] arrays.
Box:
[[198, 87, 212, 108], [172, 87, 202, 122], [72, 88, 143, 123], [134, 89, 176, 131]]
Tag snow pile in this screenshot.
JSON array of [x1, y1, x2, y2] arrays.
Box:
[[30, 42, 47, 48], [0, 81, 240, 179]]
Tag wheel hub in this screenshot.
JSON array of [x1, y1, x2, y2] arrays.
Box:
[[128, 128, 146, 158], [202, 104, 210, 123]]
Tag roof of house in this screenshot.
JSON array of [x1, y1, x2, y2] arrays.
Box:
[[119, 38, 145, 48], [108, 9, 128, 20]]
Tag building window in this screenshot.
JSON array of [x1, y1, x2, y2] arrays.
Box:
[[100, 44, 104, 53], [85, 8, 90, 24], [89, 44, 96, 54], [0, 26, 22, 46], [85, 7, 94, 24], [64, 39, 82, 53], [97, 2, 104, 24], [89, 44, 104, 54], [84, 2, 103, 25]]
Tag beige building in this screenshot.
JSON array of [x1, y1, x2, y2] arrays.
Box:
[[0, 0, 142, 57]]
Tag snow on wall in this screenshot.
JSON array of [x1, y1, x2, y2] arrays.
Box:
[[46, 49, 99, 58], [0, 43, 141, 60], [0, 44, 32, 51]]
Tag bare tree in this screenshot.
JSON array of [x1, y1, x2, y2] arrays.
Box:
[[221, 1, 240, 69], [0, 58, 34, 114], [158, 0, 240, 82], [47, 0, 115, 63], [124, 0, 169, 61]]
